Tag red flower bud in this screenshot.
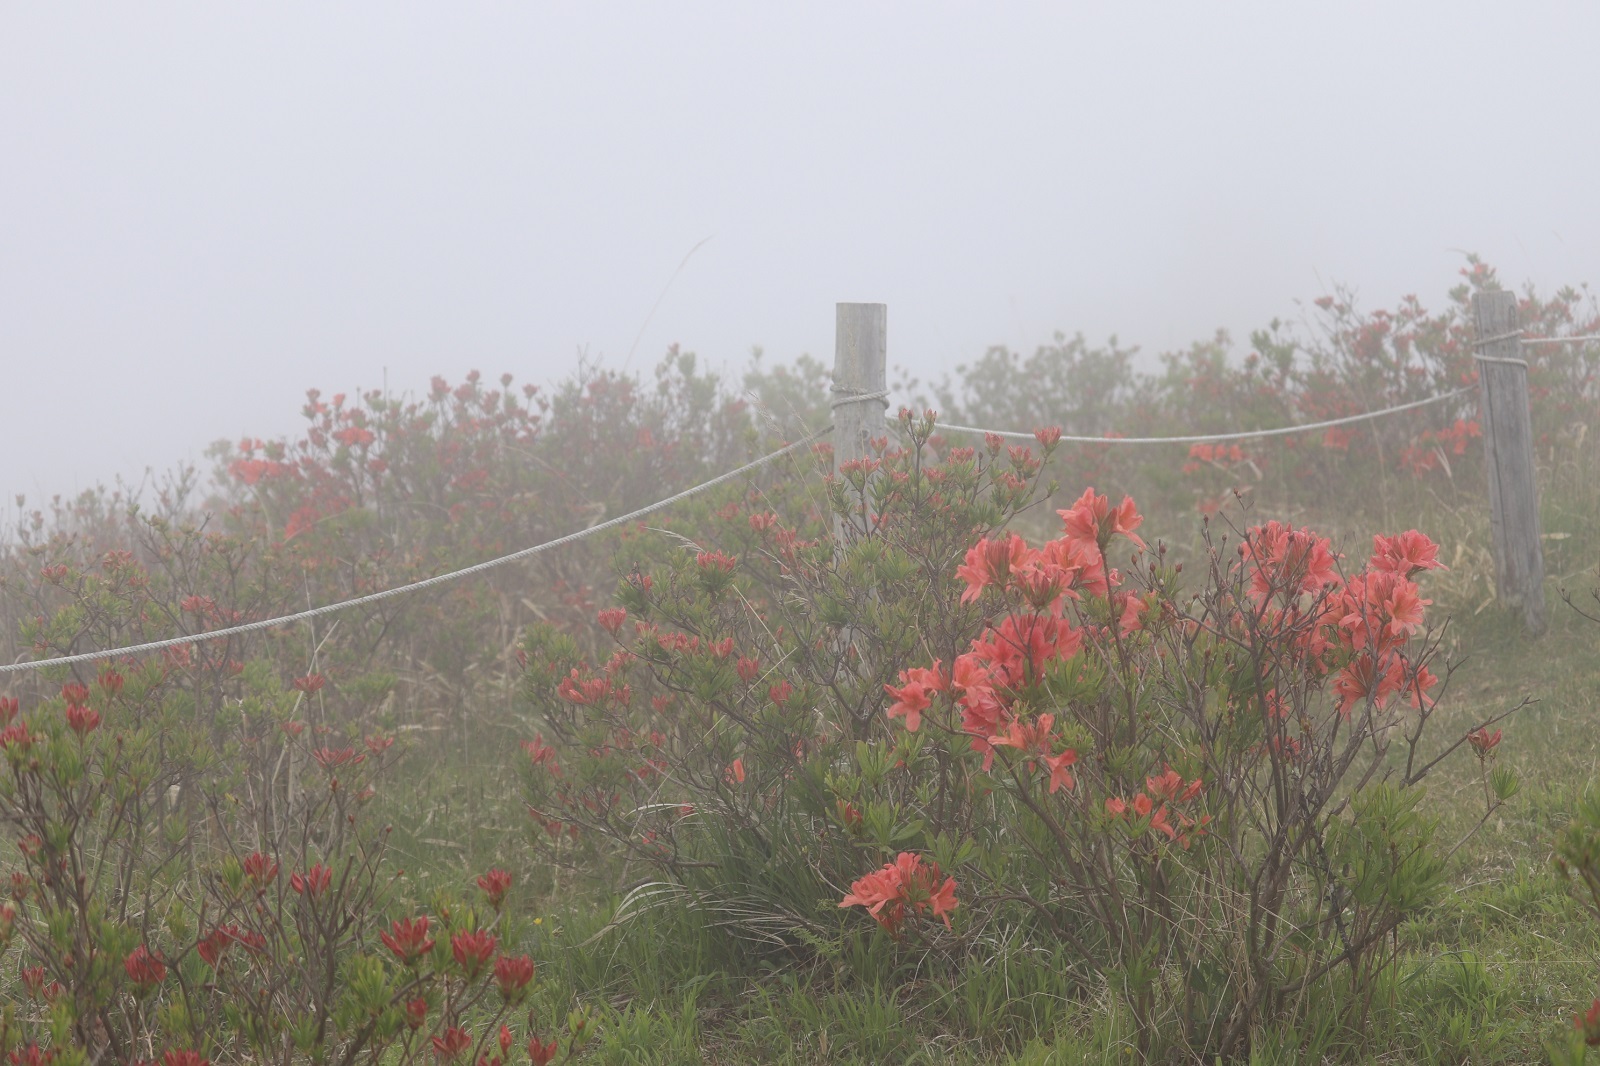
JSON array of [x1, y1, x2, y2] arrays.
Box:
[[493, 953, 535, 1001], [522, 736, 558, 771], [476, 868, 513, 909], [97, 668, 124, 697], [65, 704, 100, 737], [290, 864, 332, 898], [0, 722, 33, 753], [1578, 997, 1600, 1046], [451, 929, 497, 981], [242, 851, 278, 889], [10, 1042, 53, 1066], [380, 916, 435, 966], [312, 747, 364, 771], [197, 925, 244, 967], [694, 549, 737, 572], [163, 1051, 210, 1066], [1466, 726, 1502, 758], [124, 945, 167, 990], [291, 673, 326, 694], [431, 1026, 472, 1060]]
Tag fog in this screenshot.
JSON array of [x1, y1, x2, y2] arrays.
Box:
[[4, 3, 1597, 509]]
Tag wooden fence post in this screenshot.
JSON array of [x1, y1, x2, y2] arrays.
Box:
[[831, 302, 888, 548], [1472, 290, 1547, 635]]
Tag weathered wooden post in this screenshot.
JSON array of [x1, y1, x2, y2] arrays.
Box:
[[831, 302, 888, 547], [1472, 290, 1547, 635]]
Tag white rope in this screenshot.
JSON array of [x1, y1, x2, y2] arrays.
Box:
[[1, 429, 831, 675], [932, 387, 1476, 445], [1523, 333, 1600, 345], [1473, 328, 1600, 348]]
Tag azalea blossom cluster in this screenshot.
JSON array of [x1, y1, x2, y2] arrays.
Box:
[[225, 375, 545, 542], [1105, 766, 1210, 849], [838, 852, 958, 935], [1182, 441, 1252, 473], [523, 576, 808, 841], [1398, 417, 1481, 477], [1240, 523, 1444, 719], [884, 486, 1450, 857], [886, 489, 1147, 782]]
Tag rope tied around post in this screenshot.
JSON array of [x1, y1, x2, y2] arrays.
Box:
[[1472, 327, 1530, 366], [828, 385, 891, 411]]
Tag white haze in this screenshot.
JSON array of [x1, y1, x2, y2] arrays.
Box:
[[3, 3, 1597, 509]]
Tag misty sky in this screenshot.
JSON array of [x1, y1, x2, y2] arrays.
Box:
[[4, 4, 1598, 511]]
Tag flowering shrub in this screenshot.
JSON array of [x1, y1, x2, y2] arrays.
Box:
[[881, 495, 1527, 1054], [1, 351, 772, 736], [519, 412, 1054, 933], [0, 672, 580, 1063], [520, 409, 1524, 1058]]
